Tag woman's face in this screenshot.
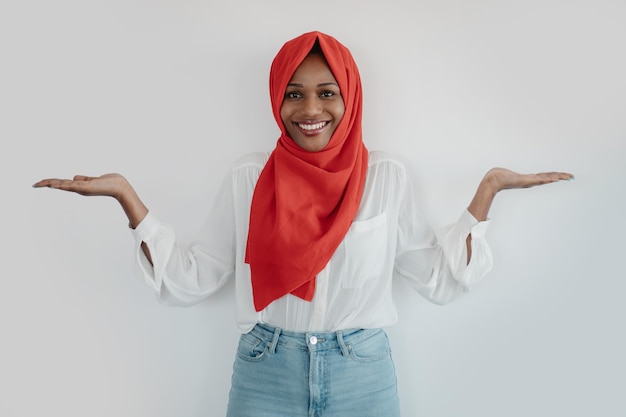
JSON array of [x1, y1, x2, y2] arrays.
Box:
[[280, 54, 345, 152]]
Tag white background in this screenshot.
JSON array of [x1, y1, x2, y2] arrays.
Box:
[[2, 0, 625, 416]]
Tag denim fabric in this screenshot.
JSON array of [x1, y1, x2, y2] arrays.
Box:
[[226, 324, 401, 417]]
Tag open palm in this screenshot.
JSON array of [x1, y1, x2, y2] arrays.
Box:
[[486, 167, 573, 191], [33, 173, 128, 199]]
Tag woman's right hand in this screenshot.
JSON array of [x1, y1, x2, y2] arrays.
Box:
[[33, 173, 149, 229]]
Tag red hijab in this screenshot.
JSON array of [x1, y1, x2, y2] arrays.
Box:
[[246, 31, 368, 312]]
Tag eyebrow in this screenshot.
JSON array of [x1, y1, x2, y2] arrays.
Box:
[[286, 82, 339, 88]]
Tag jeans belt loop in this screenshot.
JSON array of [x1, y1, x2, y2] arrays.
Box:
[[269, 326, 281, 355], [336, 330, 350, 357]]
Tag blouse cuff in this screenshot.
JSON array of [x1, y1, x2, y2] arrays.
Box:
[[456, 210, 493, 289], [131, 211, 159, 242], [129, 211, 161, 291], [461, 209, 491, 234]]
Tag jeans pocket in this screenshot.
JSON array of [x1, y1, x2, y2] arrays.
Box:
[[347, 331, 391, 363], [236, 333, 270, 362]]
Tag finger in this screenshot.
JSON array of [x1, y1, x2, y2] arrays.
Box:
[[537, 172, 575, 182], [556, 172, 575, 180], [73, 175, 96, 181], [33, 175, 92, 188], [32, 178, 87, 193], [32, 178, 68, 188], [521, 172, 574, 187], [540, 171, 573, 176]]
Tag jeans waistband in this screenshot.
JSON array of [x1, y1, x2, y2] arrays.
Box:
[[250, 323, 384, 355]]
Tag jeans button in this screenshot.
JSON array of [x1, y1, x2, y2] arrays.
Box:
[[309, 336, 318, 345]]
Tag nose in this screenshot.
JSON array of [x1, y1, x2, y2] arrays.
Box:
[[301, 96, 322, 117]]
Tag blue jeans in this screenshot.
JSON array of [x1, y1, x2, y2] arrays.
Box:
[[226, 323, 401, 417]]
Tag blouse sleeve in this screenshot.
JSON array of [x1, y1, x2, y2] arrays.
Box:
[[394, 172, 493, 305], [130, 172, 237, 306]]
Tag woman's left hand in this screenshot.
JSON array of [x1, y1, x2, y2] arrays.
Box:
[[483, 167, 574, 193], [464, 167, 574, 262], [467, 167, 574, 223]]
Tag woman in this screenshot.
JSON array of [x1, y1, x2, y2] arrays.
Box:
[[33, 31, 573, 416]]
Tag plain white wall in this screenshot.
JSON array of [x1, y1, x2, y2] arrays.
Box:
[[2, 0, 625, 416]]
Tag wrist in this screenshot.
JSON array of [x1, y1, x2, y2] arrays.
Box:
[[114, 176, 133, 203], [481, 171, 501, 196], [115, 179, 148, 228], [468, 174, 498, 222]]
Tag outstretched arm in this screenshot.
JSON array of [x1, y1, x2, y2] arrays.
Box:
[[33, 174, 152, 263], [465, 167, 574, 261]]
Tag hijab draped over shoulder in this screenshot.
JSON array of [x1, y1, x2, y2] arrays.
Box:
[[246, 31, 368, 312]]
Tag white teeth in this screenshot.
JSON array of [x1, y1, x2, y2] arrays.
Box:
[[298, 121, 326, 130]]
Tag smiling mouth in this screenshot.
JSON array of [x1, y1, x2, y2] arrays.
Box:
[[297, 121, 328, 132]]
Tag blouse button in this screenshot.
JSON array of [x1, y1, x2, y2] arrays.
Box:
[[309, 336, 318, 345]]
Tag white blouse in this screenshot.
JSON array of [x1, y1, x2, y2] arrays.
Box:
[[131, 151, 493, 333]]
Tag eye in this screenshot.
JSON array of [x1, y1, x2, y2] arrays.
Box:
[[285, 91, 303, 100], [320, 90, 336, 98]]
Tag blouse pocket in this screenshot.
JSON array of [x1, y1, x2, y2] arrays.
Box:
[[341, 213, 388, 289]]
